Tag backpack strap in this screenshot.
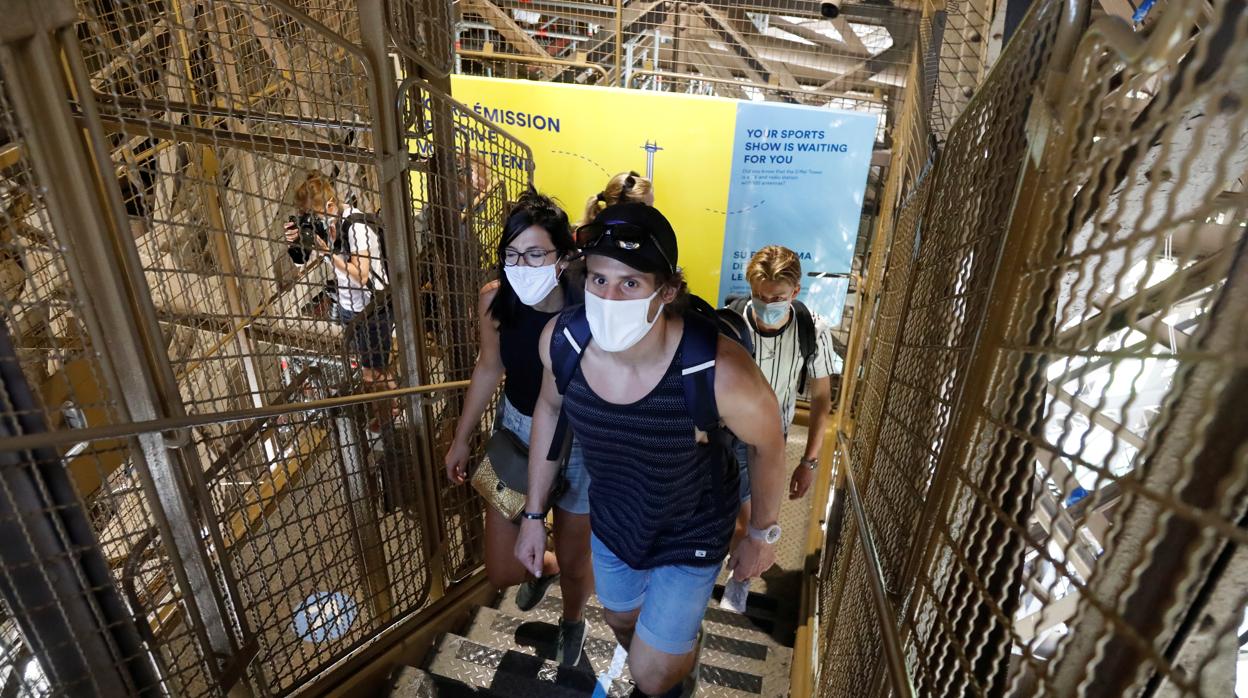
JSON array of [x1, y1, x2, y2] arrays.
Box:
[[680, 312, 722, 434], [342, 211, 388, 290], [792, 300, 818, 362], [792, 300, 818, 393], [725, 295, 750, 315], [546, 306, 591, 462], [551, 305, 591, 396]]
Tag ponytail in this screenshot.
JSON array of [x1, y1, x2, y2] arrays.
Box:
[[579, 171, 653, 226]]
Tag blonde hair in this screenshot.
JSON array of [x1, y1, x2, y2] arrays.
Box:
[[294, 172, 338, 213], [581, 170, 653, 225], [746, 245, 802, 288]]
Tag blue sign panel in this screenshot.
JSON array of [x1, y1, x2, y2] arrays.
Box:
[[718, 102, 878, 325]]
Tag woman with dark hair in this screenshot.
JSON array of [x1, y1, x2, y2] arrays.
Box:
[[444, 190, 592, 666]]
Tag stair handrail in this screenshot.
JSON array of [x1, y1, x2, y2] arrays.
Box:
[[838, 430, 916, 698], [0, 378, 471, 454]]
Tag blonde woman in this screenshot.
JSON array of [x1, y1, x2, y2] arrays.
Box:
[[581, 170, 654, 226]]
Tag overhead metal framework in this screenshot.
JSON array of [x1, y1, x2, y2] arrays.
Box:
[[454, 0, 937, 113]]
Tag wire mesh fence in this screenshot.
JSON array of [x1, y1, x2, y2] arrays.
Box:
[[0, 0, 520, 694], [400, 75, 534, 582], [454, 1, 913, 117], [817, 0, 1248, 694]]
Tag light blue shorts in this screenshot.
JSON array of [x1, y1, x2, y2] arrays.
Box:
[[499, 397, 590, 515], [590, 533, 720, 655]]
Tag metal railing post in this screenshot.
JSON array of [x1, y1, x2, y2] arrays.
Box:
[[331, 409, 395, 621], [358, 0, 450, 599]]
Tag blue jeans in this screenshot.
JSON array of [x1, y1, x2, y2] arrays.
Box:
[[590, 533, 720, 655]]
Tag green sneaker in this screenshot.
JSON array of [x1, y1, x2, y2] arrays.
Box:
[[515, 573, 560, 612], [555, 617, 586, 667]]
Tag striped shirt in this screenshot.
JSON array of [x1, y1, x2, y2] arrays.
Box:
[[555, 316, 739, 569], [742, 306, 839, 430]]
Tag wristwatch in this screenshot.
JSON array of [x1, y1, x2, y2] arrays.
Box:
[[521, 511, 546, 521], [801, 456, 819, 470], [747, 522, 782, 545]]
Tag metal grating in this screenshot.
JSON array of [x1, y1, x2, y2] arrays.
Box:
[[400, 76, 534, 582], [390, 0, 456, 77], [0, 0, 525, 694], [816, 0, 1248, 694]]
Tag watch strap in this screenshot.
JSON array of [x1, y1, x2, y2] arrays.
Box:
[[521, 511, 546, 521]]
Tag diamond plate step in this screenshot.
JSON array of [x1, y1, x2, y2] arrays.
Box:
[[467, 606, 792, 697], [498, 585, 786, 651], [464, 606, 634, 682], [426, 632, 633, 697], [387, 666, 438, 697]]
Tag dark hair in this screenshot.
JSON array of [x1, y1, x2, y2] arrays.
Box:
[[656, 267, 691, 317], [488, 188, 575, 326]]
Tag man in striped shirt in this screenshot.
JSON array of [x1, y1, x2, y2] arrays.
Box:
[[722, 245, 840, 610]]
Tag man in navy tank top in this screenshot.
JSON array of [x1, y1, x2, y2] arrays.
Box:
[[515, 204, 787, 697]]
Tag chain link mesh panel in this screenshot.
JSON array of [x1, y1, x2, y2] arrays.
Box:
[[455, 1, 910, 115], [0, 0, 523, 694], [0, 69, 219, 697], [400, 77, 535, 582], [819, 0, 1248, 694]]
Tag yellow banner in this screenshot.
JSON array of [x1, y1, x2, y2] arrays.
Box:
[[450, 75, 737, 299]]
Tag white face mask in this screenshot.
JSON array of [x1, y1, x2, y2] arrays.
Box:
[[585, 289, 663, 352], [751, 298, 792, 326], [504, 263, 561, 306]]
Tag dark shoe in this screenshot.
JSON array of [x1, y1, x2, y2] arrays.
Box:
[[555, 617, 586, 667], [515, 573, 559, 612]]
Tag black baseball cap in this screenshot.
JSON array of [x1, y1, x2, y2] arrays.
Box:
[[576, 203, 678, 276]]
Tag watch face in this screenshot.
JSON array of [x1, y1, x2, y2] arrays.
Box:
[[766, 526, 781, 544]]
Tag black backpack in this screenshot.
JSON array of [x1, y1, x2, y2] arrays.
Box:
[[726, 295, 819, 393], [545, 294, 754, 500], [341, 210, 389, 291]]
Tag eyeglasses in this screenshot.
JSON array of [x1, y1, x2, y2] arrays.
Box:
[[576, 222, 675, 275], [503, 248, 557, 267]]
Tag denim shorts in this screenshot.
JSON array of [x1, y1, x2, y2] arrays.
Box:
[[499, 397, 590, 515], [590, 533, 720, 655], [338, 305, 392, 370]]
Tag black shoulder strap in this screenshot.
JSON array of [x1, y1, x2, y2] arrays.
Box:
[[341, 211, 388, 288], [792, 300, 818, 362], [680, 312, 722, 434]]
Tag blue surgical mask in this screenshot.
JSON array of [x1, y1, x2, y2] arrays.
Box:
[[751, 298, 791, 326]]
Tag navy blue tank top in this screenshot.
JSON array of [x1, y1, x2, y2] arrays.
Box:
[[555, 318, 740, 569], [499, 302, 558, 417]]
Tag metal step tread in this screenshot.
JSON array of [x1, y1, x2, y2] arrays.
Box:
[[498, 585, 790, 653], [466, 606, 791, 697], [426, 632, 633, 697]]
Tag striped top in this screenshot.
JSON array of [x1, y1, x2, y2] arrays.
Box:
[[555, 317, 739, 569], [743, 307, 840, 429]]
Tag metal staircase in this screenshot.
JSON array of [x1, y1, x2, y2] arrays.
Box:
[[395, 582, 794, 697]]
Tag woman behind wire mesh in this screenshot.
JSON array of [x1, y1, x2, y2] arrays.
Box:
[[442, 190, 594, 667]]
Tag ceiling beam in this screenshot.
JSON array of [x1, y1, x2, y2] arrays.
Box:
[[460, 0, 561, 79], [699, 3, 802, 92], [832, 16, 871, 53], [768, 15, 872, 57]]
